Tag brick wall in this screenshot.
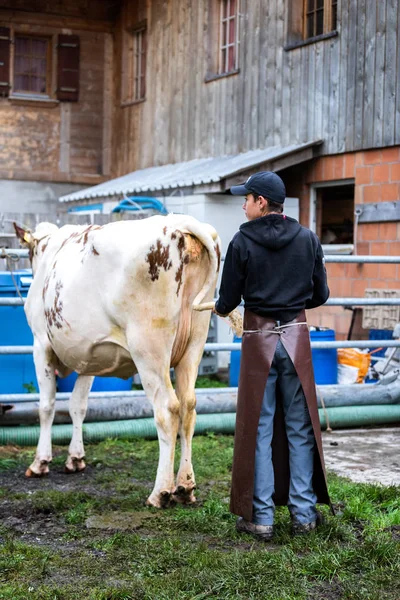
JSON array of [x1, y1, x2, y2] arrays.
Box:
[[283, 147, 400, 339]]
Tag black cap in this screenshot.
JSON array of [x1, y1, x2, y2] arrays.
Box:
[[230, 171, 286, 204]]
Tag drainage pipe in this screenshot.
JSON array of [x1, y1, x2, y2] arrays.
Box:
[[1, 406, 400, 446], [2, 377, 400, 425]]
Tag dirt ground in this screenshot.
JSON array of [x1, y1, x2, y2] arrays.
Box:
[[322, 426, 400, 486]]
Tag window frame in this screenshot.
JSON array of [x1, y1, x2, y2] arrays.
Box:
[[309, 179, 355, 255], [303, 0, 337, 41], [121, 20, 147, 108], [205, 0, 241, 83], [12, 33, 52, 97]]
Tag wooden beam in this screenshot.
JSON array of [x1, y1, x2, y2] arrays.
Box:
[[0, 10, 114, 33]]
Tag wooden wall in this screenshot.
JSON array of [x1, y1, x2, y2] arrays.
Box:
[[0, 2, 114, 185], [112, 0, 400, 176]]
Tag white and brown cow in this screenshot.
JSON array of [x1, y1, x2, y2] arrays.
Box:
[[14, 214, 221, 507]]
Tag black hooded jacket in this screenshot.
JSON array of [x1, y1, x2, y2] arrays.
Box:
[[215, 214, 329, 323]]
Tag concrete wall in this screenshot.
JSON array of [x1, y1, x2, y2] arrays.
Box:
[[0, 180, 85, 213]]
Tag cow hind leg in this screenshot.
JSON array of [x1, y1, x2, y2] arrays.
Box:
[[128, 336, 180, 508], [65, 375, 94, 473], [26, 342, 57, 477], [173, 351, 201, 505]]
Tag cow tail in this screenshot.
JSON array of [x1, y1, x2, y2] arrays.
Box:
[[177, 217, 220, 308]]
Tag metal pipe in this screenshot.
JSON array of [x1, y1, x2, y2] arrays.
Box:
[[2, 250, 400, 263], [0, 391, 239, 425], [3, 296, 400, 307], [2, 339, 400, 355]]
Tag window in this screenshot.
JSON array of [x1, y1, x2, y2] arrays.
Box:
[[121, 24, 147, 105], [304, 0, 337, 40], [14, 36, 49, 95], [206, 0, 240, 80], [219, 0, 239, 75], [310, 182, 355, 254]]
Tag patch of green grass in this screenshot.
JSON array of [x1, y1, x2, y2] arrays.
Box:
[[0, 435, 399, 599]]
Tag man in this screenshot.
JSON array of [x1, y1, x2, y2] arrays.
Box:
[[214, 171, 332, 541]]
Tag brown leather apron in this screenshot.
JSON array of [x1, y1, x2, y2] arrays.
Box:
[[230, 309, 332, 522]]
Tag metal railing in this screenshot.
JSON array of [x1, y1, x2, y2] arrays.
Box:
[[1, 252, 400, 358]]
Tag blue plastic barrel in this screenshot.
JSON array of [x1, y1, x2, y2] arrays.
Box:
[[229, 335, 242, 387], [368, 329, 393, 357], [0, 269, 38, 393], [310, 328, 338, 384], [229, 329, 338, 386]]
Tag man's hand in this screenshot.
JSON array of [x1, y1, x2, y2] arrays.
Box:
[[212, 306, 229, 317]]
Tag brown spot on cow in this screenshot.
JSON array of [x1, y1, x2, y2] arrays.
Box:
[[91, 245, 99, 256], [40, 240, 49, 254], [163, 226, 167, 235], [171, 232, 177, 240], [145, 239, 173, 282], [44, 280, 70, 331]]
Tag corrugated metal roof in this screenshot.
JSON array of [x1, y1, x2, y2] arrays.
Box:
[[59, 141, 321, 203]]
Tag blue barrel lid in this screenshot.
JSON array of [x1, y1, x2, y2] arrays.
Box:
[[0, 269, 33, 291]]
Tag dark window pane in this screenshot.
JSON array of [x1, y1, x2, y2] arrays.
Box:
[[14, 36, 48, 94], [31, 38, 47, 57], [15, 37, 30, 54], [307, 0, 315, 10], [316, 8, 324, 35], [140, 73, 145, 99], [222, 0, 228, 19], [229, 0, 236, 17], [307, 13, 314, 38], [220, 48, 226, 73], [222, 19, 227, 46], [14, 74, 30, 92], [229, 16, 236, 44], [332, 1, 337, 29], [317, 0, 324, 8], [228, 45, 235, 71]]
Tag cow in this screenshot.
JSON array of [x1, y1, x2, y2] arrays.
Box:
[[14, 214, 221, 508]]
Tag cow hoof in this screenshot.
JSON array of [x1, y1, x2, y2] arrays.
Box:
[[25, 464, 49, 478], [172, 485, 197, 504], [146, 490, 173, 508], [64, 457, 86, 473]]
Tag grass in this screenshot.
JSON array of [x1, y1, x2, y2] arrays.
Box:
[[132, 374, 228, 391], [0, 434, 399, 599]]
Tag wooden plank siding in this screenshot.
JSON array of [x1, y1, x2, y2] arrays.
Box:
[[112, 0, 400, 178]]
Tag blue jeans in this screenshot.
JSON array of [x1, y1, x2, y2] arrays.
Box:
[[252, 339, 317, 525]]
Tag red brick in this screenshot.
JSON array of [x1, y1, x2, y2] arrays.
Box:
[[355, 152, 364, 166], [323, 156, 335, 180], [312, 159, 324, 183], [344, 153, 356, 178], [379, 264, 397, 280], [360, 264, 379, 279], [326, 263, 346, 278], [334, 156, 344, 179], [372, 164, 389, 183], [380, 183, 398, 201], [356, 242, 370, 254], [355, 167, 372, 185], [361, 223, 380, 241], [352, 278, 367, 296], [337, 278, 353, 297], [345, 264, 363, 278], [371, 242, 389, 255], [388, 242, 400, 256], [354, 185, 363, 204], [368, 279, 394, 289], [328, 279, 341, 296], [390, 162, 400, 182], [363, 185, 381, 203], [382, 147, 400, 162], [363, 149, 383, 165], [379, 222, 397, 240]]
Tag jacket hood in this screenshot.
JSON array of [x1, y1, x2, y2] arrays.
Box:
[[239, 214, 302, 250]]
